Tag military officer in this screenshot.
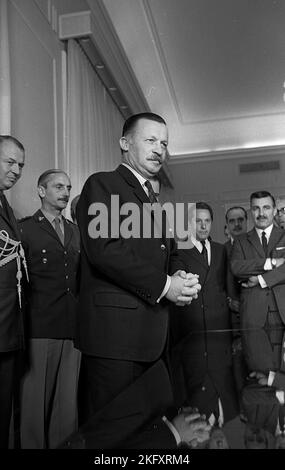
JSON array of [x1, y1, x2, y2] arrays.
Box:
[[0, 135, 26, 448], [19, 169, 81, 449]]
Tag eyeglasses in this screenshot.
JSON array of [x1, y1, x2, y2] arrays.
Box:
[[277, 207, 285, 215]]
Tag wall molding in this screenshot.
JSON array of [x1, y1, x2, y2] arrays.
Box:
[[169, 144, 285, 165]]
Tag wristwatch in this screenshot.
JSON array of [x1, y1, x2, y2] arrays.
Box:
[[271, 258, 277, 268]]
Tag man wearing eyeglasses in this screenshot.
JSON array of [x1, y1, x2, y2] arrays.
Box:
[[275, 199, 285, 229]]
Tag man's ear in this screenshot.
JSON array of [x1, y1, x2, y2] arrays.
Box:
[[119, 136, 129, 152], [38, 185, 45, 198]]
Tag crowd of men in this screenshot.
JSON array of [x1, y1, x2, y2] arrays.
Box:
[[1, 112, 285, 449]]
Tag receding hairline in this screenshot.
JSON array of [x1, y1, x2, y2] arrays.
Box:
[[0, 135, 25, 154], [225, 206, 248, 222], [37, 169, 70, 188]]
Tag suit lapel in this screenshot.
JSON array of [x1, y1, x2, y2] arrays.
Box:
[[204, 242, 216, 283], [247, 228, 265, 258], [116, 165, 150, 205], [116, 164, 170, 245], [63, 218, 73, 247], [34, 209, 62, 244], [185, 246, 209, 286], [267, 226, 285, 257]]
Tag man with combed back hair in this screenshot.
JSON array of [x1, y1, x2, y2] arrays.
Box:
[[76, 112, 201, 445], [19, 169, 81, 449], [0, 135, 26, 448]]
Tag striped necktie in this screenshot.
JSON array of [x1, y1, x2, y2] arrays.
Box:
[[145, 180, 158, 204]]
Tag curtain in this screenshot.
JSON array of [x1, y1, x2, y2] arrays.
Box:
[[66, 39, 124, 198], [0, 0, 11, 133]]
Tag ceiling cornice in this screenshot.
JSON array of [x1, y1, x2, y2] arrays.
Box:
[[169, 145, 285, 165]]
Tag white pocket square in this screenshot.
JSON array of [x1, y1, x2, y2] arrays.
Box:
[[276, 246, 285, 250]]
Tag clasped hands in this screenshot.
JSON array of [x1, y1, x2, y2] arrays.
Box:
[[166, 270, 201, 306], [172, 407, 211, 448]]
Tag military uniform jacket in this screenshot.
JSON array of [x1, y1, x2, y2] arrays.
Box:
[[76, 164, 180, 361], [19, 210, 80, 339], [0, 195, 24, 352]]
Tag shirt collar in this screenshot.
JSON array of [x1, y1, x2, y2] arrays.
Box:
[[255, 223, 274, 239], [191, 235, 210, 253], [122, 163, 147, 188], [41, 209, 63, 225]]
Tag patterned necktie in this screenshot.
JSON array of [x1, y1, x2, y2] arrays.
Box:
[[201, 240, 208, 265], [261, 231, 268, 256], [54, 216, 64, 245], [145, 180, 158, 204]]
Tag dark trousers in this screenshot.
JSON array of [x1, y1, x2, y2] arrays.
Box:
[[78, 355, 153, 425], [0, 351, 16, 448]]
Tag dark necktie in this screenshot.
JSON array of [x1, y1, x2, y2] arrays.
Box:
[[145, 180, 158, 204], [54, 217, 64, 245], [261, 231, 268, 256], [0, 193, 10, 220], [201, 240, 208, 265]]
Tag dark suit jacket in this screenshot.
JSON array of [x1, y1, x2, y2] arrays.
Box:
[[61, 359, 177, 449], [169, 242, 238, 424], [242, 383, 285, 435], [76, 165, 179, 361], [0, 194, 24, 352], [231, 226, 285, 328], [19, 210, 80, 339], [171, 241, 231, 338]]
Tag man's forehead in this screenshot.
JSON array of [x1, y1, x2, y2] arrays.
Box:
[[196, 209, 211, 218], [48, 174, 70, 185], [0, 140, 24, 160], [251, 197, 274, 206], [135, 118, 168, 135], [228, 209, 245, 219]]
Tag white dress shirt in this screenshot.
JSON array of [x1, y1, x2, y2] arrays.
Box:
[[191, 236, 211, 265]]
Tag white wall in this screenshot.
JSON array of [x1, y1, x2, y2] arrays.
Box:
[[169, 149, 285, 243], [7, 0, 68, 217]]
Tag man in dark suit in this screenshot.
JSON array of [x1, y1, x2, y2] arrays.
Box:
[[19, 169, 81, 448], [275, 198, 285, 229], [170, 202, 238, 426], [0, 135, 26, 448], [224, 206, 247, 321], [76, 112, 201, 420], [231, 190, 285, 374], [224, 207, 248, 404]]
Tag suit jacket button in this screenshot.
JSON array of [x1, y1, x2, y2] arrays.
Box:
[[201, 386, 206, 391]]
